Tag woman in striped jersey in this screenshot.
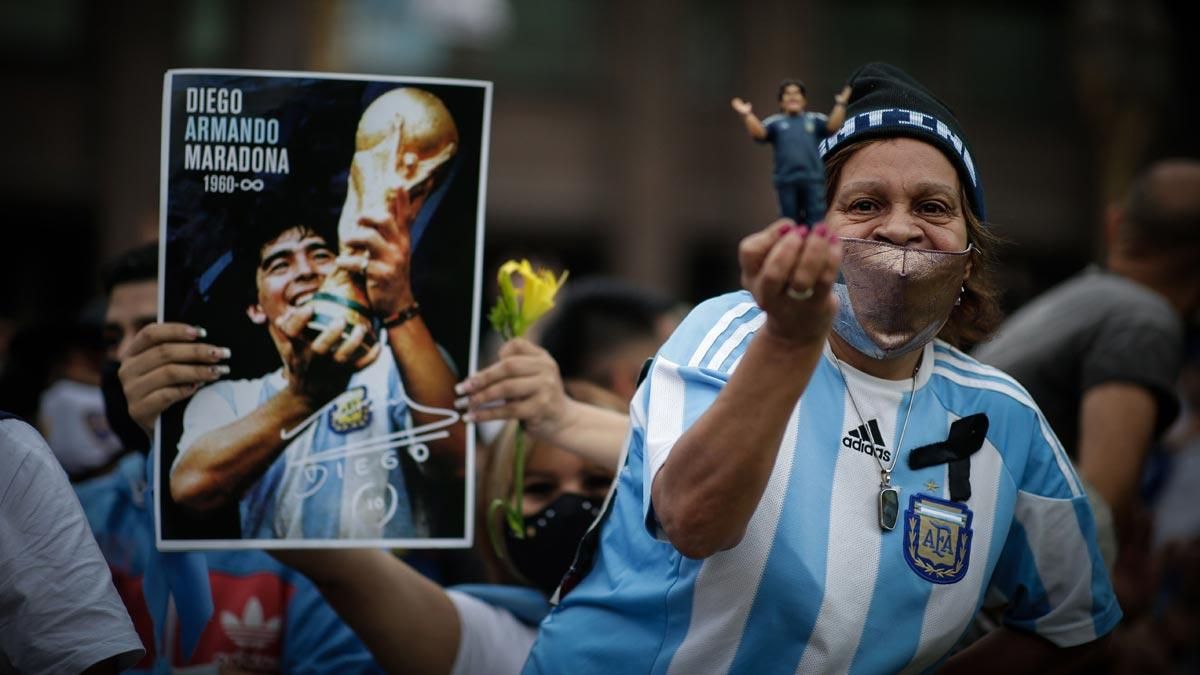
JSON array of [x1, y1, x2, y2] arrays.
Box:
[[524, 62, 1120, 674]]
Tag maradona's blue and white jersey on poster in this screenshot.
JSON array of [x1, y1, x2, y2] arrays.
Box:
[[176, 347, 429, 540], [524, 291, 1120, 675]]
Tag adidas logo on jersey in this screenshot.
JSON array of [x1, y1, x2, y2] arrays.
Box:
[[842, 419, 892, 462], [220, 597, 281, 651]]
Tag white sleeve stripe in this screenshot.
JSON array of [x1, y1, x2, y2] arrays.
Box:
[[687, 302, 758, 367], [705, 313, 765, 371], [630, 382, 648, 428], [932, 356, 1034, 412], [1014, 490, 1098, 645], [933, 346, 1081, 489], [934, 344, 1038, 399], [645, 357, 687, 482], [932, 367, 1082, 497], [933, 352, 1086, 497], [667, 405, 801, 675]]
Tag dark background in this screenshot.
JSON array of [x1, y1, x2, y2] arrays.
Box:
[[1, 0, 1197, 340], [1, 0, 1197, 387]]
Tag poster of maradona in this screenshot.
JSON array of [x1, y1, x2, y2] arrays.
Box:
[[156, 69, 490, 550]]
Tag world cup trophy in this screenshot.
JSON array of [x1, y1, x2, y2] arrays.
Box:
[[307, 87, 459, 349]]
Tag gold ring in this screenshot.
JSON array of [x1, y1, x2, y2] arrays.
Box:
[[786, 286, 814, 301]]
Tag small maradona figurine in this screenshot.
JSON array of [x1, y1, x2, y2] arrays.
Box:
[[732, 80, 851, 225]]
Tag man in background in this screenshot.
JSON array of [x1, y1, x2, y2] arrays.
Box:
[[975, 159, 1200, 521], [537, 278, 684, 402], [77, 242, 382, 673]]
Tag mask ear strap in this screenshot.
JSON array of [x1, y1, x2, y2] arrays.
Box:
[[956, 244, 974, 307]]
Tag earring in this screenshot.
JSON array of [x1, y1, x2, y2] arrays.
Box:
[[954, 284, 965, 307]]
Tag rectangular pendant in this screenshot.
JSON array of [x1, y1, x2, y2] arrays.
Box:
[[879, 486, 900, 531]]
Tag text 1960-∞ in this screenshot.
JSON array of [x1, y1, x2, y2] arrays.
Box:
[[203, 175, 265, 193]]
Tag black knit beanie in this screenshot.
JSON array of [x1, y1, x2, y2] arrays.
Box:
[[818, 62, 986, 221]]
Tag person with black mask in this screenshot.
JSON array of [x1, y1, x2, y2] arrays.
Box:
[[272, 378, 623, 675], [122, 271, 673, 673]]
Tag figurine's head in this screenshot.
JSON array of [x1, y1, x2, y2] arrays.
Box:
[[777, 79, 807, 114]]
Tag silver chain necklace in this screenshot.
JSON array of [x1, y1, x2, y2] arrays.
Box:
[[831, 351, 920, 531]]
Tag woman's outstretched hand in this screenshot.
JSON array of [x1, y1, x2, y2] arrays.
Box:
[[738, 219, 843, 347]]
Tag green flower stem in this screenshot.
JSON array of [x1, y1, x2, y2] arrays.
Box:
[[508, 424, 527, 535], [487, 498, 507, 558], [486, 422, 529, 559]]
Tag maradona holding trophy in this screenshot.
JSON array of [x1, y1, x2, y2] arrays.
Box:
[[157, 70, 490, 550]]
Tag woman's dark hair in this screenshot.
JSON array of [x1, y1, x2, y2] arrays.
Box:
[[823, 139, 1005, 350]]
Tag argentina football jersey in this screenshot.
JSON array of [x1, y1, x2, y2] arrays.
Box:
[[177, 347, 429, 540], [524, 291, 1119, 674]]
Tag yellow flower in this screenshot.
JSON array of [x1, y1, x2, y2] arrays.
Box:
[[484, 259, 569, 545], [518, 263, 567, 330], [489, 259, 568, 339]]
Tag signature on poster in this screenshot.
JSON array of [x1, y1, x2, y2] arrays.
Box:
[[282, 391, 461, 526]]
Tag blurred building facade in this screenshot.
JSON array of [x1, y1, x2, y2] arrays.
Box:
[[1, 0, 1196, 332]]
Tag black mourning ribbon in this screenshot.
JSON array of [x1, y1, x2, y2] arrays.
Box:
[[637, 357, 654, 387], [907, 413, 989, 502]]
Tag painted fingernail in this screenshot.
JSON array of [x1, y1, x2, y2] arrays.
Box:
[[192, 325, 207, 339], [454, 396, 469, 410], [777, 224, 793, 235], [814, 224, 828, 237], [794, 225, 809, 237], [830, 233, 840, 244], [463, 412, 476, 423], [212, 347, 232, 359], [212, 365, 230, 376]]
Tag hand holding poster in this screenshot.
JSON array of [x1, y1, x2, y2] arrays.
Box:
[[157, 70, 490, 550]]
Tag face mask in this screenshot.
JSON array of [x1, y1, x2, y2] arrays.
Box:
[[832, 238, 972, 360], [37, 379, 124, 476], [503, 493, 602, 596], [100, 360, 151, 453]]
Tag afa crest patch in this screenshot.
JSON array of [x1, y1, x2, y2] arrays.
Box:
[[903, 493, 972, 584], [328, 386, 371, 433]]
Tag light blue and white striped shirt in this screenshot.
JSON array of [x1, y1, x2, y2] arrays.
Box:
[[177, 348, 426, 540], [525, 291, 1120, 674]]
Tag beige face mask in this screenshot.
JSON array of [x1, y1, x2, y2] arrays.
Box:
[[831, 238, 972, 360]]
